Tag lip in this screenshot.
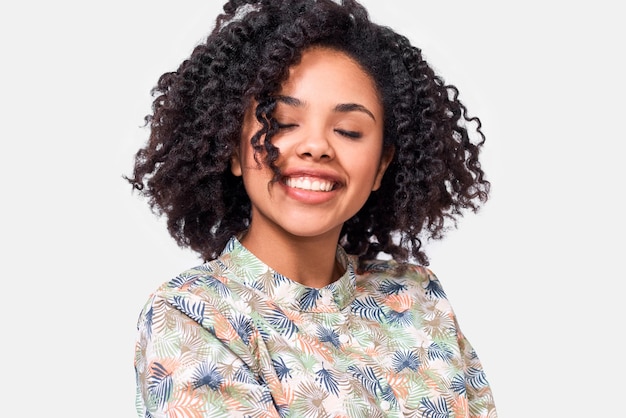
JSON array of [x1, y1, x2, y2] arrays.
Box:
[[279, 168, 343, 204]]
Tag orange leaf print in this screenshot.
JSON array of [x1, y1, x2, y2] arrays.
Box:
[[281, 308, 304, 327], [272, 384, 294, 411], [296, 334, 333, 362], [385, 293, 412, 312], [385, 373, 409, 399], [166, 383, 207, 418], [451, 394, 469, 417], [212, 309, 238, 342], [222, 382, 246, 410]]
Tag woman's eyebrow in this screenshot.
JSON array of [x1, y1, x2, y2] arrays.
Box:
[[275, 95, 303, 107], [275, 95, 376, 121], [334, 103, 376, 121]]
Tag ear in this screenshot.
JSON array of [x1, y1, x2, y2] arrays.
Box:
[[372, 146, 394, 191], [230, 148, 243, 177]]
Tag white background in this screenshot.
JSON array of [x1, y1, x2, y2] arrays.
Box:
[[1, 1, 623, 416]]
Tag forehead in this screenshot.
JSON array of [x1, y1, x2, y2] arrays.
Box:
[[278, 47, 382, 112]]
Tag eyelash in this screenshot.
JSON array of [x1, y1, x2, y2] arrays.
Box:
[[276, 123, 362, 139], [335, 129, 362, 139]]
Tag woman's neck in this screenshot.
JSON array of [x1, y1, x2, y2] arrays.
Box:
[[239, 225, 343, 288]]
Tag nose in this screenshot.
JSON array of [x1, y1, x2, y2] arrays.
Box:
[[295, 127, 335, 161]]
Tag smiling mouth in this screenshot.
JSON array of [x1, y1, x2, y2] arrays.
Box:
[[284, 177, 336, 192]]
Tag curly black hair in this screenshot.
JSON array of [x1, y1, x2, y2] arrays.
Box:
[[126, 0, 490, 266]]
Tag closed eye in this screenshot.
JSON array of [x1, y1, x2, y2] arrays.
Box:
[[335, 129, 362, 139], [277, 122, 298, 130]]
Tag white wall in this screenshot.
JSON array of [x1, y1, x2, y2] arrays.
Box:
[[1, 1, 623, 416]]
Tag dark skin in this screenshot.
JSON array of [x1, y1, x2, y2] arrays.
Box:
[[230, 47, 393, 287]]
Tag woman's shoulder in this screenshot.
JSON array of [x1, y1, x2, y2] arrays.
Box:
[[355, 257, 448, 300], [138, 257, 248, 323]]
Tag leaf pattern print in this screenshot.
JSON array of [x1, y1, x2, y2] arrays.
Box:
[[148, 362, 173, 408], [427, 342, 454, 363], [299, 288, 321, 310], [272, 356, 292, 381], [424, 278, 446, 299], [420, 397, 449, 418], [234, 365, 257, 385], [387, 309, 413, 327], [169, 272, 200, 290], [192, 363, 223, 390], [317, 326, 341, 348], [293, 381, 329, 418], [316, 365, 340, 396], [229, 313, 254, 345], [347, 365, 382, 397], [392, 350, 420, 372], [145, 305, 154, 339], [135, 237, 497, 417], [267, 308, 298, 338], [450, 374, 466, 395], [378, 279, 407, 296], [170, 296, 205, 324], [167, 384, 208, 418], [466, 367, 489, 389], [200, 275, 231, 298], [380, 384, 398, 407], [351, 297, 386, 322], [273, 271, 289, 285]]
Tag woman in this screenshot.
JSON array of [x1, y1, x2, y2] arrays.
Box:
[[128, 0, 497, 416]]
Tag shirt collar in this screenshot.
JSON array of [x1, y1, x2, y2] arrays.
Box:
[[219, 236, 356, 312]]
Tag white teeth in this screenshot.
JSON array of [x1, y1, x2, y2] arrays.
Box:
[[286, 177, 334, 192]]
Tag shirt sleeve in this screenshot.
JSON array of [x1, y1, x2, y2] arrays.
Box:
[[134, 291, 281, 418], [419, 266, 498, 417], [453, 320, 498, 417]]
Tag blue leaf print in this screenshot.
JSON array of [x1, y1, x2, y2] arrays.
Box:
[[427, 342, 453, 363], [272, 356, 292, 381], [258, 324, 271, 343], [273, 271, 289, 285], [425, 279, 446, 299], [392, 350, 420, 372], [317, 326, 341, 348], [387, 309, 412, 327], [169, 273, 196, 289], [299, 288, 321, 310], [234, 365, 257, 385], [351, 297, 386, 322], [192, 363, 224, 390], [450, 374, 466, 396], [347, 365, 382, 396], [420, 397, 449, 418], [229, 314, 254, 345], [267, 308, 299, 338], [466, 367, 489, 389], [171, 296, 205, 324], [259, 388, 273, 405], [201, 275, 231, 298], [380, 385, 398, 407], [316, 365, 340, 396], [277, 404, 290, 418], [195, 263, 215, 273], [378, 279, 407, 296], [144, 305, 154, 339], [148, 362, 173, 408]]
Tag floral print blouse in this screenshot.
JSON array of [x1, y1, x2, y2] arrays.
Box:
[[135, 237, 497, 417]]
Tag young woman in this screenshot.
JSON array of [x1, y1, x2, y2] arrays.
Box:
[[128, 0, 497, 416]]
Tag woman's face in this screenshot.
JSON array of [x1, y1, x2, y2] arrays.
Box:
[[231, 47, 392, 241]]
